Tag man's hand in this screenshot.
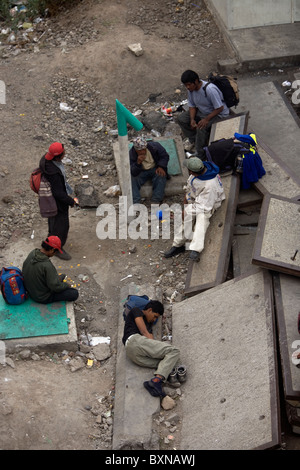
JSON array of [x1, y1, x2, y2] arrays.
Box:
[[197, 118, 210, 129], [156, 167, 166, 177], [137, 154, 146, 165]]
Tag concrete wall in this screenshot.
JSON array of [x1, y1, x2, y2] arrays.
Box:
[[205, 0, 300, 30]]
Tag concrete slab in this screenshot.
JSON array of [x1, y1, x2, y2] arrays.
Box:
[[3, 302, 77, 353], [209, 112, 249, 143], [113, 136, 189, 199], [254, 139, 300, 201], [273, 273, 300, 405], [184, 174, 240, 296], [235, 80, 300, 182], [252, 195, 300, 277], [173, 269, 280, 450], [226, 23, 300, 72], [113, 282, 162, 450]]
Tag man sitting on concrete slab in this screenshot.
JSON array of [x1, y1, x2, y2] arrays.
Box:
[[122, 300, 183, 398], [22, 236, 79, 304], [164, 157, 225, 262], [177, 70, 229, 154], [130, 136, 169, 204]]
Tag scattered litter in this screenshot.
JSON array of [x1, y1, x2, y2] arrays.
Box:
[[80, 334, 110, 346], [104, 185, 121, 197], [108, 129, 118, 136], [86, 359, 93, 368], [30, 230, 34, 240], [60, 102, 73, 112], [282, 80, 292, 87], [120, 274, 133, 281], [82, 175, 89, 179], [151, 129, 161, 137]]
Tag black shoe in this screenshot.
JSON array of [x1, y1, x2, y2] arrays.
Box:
[[55, 249, 72, 261], [143, 377, 166, 398], [164, 245, 185, 258], [189, 250, 200, 262]]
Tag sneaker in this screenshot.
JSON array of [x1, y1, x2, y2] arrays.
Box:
[[164, 245, 185, 259], [189, 250, 200, 262], [177, 365, 187, 383], [167, 367, 181, 388], [143, 377, 166, 398], [55, 249, 72, 261], [183, 139, 196, 152]]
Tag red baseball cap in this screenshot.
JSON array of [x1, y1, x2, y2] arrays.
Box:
[[44, 236, 63, 253], [45, 142, 64, 161]]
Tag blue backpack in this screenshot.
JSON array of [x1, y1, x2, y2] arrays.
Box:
[[123, 295, 150, 321], [0, 266, 27, 305]]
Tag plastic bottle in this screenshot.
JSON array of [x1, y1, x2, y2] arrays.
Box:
[[151, 129, 161, 137]]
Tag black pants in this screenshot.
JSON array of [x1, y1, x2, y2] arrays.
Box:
[[41, 288, 79, 304], [48, 208, 69, 247]]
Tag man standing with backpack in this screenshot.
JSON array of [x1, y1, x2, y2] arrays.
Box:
[[39, 142, 78, 260], [177, 69, 230, 154]]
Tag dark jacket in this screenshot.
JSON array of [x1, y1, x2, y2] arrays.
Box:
[[129, 141, 169, 177], [39, 156, 74, 212], [22, 249, 68, 303]]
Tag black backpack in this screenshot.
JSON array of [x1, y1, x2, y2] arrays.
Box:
[[203, 72, 239, 108], [204, 138, 250, 173]]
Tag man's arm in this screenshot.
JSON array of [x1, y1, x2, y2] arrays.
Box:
[[135, 316, 154, 339], [197, 106, 224, 129]]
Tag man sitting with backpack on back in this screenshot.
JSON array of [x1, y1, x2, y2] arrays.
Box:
[[122, 299, 186, 398], [177, 69, 230, 155]]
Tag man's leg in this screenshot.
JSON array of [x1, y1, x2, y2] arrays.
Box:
[[151, 172, 167, 203], [177, 111, 196, 143], [131, 170, 153, 204], [125, 334, 180, 380], [48, 209, 69, 247], [43, 288, 79, 303], [189, 211, 212, 254]]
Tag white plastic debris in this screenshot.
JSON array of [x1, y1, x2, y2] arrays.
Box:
[[120, 274, 133, 281], [103, 185, 121, 197], [282, 80, 292, 87], [60, 102, 73, 112]]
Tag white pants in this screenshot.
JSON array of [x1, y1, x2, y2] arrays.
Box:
[[173, 210, 212, 253]]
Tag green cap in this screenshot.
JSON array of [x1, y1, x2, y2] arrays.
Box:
[[183, 157, 204, 173]]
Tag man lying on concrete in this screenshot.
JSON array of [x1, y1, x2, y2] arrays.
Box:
[[122, 300, 185, 398], [22, 236, 79, 304], [164, 157, 225, 262]]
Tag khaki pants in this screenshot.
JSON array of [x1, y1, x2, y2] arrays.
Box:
[[125, 334, 180, 380]]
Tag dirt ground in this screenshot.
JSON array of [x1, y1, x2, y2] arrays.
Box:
[[0, 0, 298, 451]]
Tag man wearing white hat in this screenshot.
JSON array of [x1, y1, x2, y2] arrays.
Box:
[[130, 136, 169, 204], [164, 157, 225, 262]]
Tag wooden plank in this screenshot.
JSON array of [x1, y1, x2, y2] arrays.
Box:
[[273, 273, 300, 405], [252, 195, 300, 277], [173, 269, 280, 449], [184, 174, 240, 296]]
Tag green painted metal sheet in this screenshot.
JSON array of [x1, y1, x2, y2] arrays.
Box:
[[129, 138, 181, 176], [0, 296, 69, 340]]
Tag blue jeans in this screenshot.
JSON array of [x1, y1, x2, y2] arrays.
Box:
[[131, 167, 167, 203]]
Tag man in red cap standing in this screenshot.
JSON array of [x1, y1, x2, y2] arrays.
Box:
[[22, 236, 79, 304], [39, 142, 78, 260]]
